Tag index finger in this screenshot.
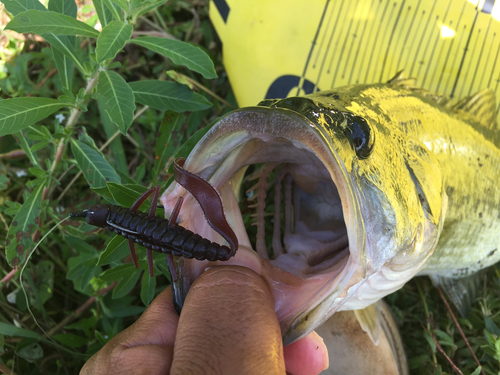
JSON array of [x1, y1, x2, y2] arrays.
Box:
[[80, 287, 179, 375]]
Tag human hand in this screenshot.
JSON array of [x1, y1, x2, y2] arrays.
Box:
[[80, 266, 329, 375]]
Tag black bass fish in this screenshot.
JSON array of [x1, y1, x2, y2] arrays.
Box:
[[160, 74, 500, 345]]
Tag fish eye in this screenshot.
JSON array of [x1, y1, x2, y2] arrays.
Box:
[[343, 113, 374, 159]]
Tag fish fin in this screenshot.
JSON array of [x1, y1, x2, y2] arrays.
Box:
[[429, 272, 484, 317], [388, 71, 449, 105], [405, 139, 445, 226], [387, 70, 416, 88], [453, 89, 497, 130], [354, 300, 382, 345]]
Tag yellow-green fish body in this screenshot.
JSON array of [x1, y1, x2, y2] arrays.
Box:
[[161, 75, 500, 344]]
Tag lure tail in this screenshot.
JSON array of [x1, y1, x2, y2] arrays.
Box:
[[70, 210, 88, 218]]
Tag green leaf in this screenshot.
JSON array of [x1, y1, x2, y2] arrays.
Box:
[[53, 333, 88, 348], [0, 175, 9, 191], [30, 139, 50, 152], [471, 367, 482, 375], [129, 80, 211, 112], [156, 261, 171, 282], [28, 167, 47, 178], [2, 0, 46, 16], [103, 0, 122, 22], [52, 48, 74, 91], [70, 139, 121, 189], [97, 70, 135, 135], [65, 235, 96, 254], [98, 99, 129, 175], [167, 123, 214, 174], [130, 0, 166, 19], [66, 254, 96, 280], [140, 271, 156, 306], [91, 186, 115, 201], [0, 98, 65, 137], [93, 0, 114, 27], [99, 263, 137, 282], [152, 111, 186, 180], [43, 33, 85, 73], [6, 10, 100, 37], [18, 343, 43, 361], [96, 21, 133, 63], [112, 269, 142, 299], [13, 131, 39, 167], [128, 37, 217, 79], [5, 181, 45, 266], [0, 322, 40, 338], [108, 305, 145, 317], [110, 0, 128, 12], [107, 183, 148, 207], [47, 0, 76, 91], [97, 235, 130, 266], [48, 0, 77, 18], [423, 330, 436, 353]]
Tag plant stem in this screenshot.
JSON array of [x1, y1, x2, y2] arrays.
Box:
[[46, 282, 117, 337], [56, 106, 149, 202], [184, 76, 236, 109], [41, 71, 101, 201], [417, 280, 438, 366], [0, 361, 17, 375], [422, 325, 464, 375], [437, 287, 485, 375], [31, 70, 102, 243]]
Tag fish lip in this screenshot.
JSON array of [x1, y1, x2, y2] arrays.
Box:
[[160, 106, 365, 344]]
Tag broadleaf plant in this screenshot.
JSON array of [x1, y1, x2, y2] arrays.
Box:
[[0, 1, 234, 372]]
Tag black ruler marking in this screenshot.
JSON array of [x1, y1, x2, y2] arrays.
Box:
[[330, 0, 357, 87], [379, 0, 406, 81], [459, 25, 482, 98], [363, 0, 391, 82], [342, 14, 363, 80], [213, 0, 230, 23], [315, 1, 345, 87], [313, 2, 336, 69], [410, 0, 438, 77], [387, 4, 412, 76], [446, 23, 468, 93], [417, 14, 440, 80], [435, 0, 467, 93], [482, 0, 496, 13], [451, 5, 479, 98], [349, 1, 373, 84], [470, 16, 493, 95], [487, 34, 500, 88], [422, 0, 454, 88], [371, 1, 398, 82], [480, 30, 496, 88], [297, 0, 331, 96], [395, 3, 420, 74]]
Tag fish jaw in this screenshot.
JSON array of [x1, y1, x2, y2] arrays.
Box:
[[159, 104, 430, 345], [160, 107, 366, 343]]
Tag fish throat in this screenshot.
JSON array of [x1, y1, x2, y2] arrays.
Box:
[[241, 159, 350, 278]]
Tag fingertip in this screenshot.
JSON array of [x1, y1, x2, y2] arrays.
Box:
[[284, 331, 329, 375], [171, 266, 285, 374]]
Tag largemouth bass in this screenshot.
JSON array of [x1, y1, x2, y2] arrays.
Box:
[[160, 74, 500, 345]]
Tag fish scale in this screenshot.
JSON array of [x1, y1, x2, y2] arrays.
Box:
[[161, 75, 500, 345]]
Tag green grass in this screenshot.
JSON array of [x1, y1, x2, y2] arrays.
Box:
[[0, 1, 499, 374]]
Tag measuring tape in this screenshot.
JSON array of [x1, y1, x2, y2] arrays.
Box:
[[210, 0, 500, 122]]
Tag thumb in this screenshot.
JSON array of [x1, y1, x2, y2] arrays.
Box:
[[170, 266, 286, 375]]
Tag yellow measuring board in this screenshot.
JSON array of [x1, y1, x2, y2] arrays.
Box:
[[210, 0, 500, 122]]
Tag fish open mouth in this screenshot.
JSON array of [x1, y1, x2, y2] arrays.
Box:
[[161, 107, 364, 344]]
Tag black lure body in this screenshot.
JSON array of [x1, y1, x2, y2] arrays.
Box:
[[70, 158, 239, 278], [78, 204, 233, 262]]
